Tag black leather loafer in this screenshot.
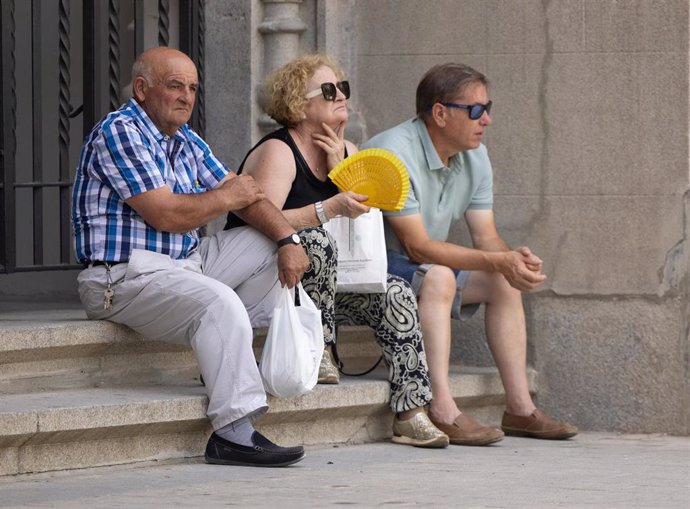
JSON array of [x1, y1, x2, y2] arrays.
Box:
[[204, 431, 305, 467]]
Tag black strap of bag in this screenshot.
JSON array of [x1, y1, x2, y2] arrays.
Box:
[[330, 327, 384, 376]]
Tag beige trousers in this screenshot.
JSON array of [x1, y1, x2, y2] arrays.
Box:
[[77, 227, 282, 430]]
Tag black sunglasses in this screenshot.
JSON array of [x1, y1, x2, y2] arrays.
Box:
[[305, 80, 351, 101], [441, 100, 492, 120]]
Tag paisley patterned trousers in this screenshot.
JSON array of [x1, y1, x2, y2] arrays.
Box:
[[298, 227, 433, 413]]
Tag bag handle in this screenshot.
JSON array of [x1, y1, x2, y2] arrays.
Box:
[[294, 286, 382, 376], [330, 327, 383, 377]]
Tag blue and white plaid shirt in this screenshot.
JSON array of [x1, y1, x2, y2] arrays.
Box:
[[71, 99, 229, 263]]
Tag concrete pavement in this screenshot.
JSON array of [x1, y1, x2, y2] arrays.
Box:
[[0, 432, 688, 508]]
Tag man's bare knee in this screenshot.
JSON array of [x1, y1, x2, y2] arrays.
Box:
[[418, 265, 456, 302]]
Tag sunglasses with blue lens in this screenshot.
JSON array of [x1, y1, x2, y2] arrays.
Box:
[[441, 100, 492, 120], [305, 80, 350, 101]]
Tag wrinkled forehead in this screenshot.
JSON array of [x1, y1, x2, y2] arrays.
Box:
[[156, 55, 198, 82]]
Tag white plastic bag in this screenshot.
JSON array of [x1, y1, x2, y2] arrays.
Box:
[[323, 208, 388, 293], [260, 283, 324, 398]]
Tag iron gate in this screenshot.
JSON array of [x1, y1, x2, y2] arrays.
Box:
[[0, 0, 205, 273]]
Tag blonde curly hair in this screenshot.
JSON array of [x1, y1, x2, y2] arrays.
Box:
[[264, 54, 345, 127]]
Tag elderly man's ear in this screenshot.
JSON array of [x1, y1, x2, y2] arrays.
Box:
[[132, 76, 148, 102]]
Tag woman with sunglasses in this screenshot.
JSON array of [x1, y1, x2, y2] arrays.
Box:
[[225, 54, 448, 448]]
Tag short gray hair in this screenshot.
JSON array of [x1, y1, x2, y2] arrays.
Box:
[[131, 58, 155, 85]]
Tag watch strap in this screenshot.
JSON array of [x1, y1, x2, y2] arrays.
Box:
[[314, 201, 329, 225]]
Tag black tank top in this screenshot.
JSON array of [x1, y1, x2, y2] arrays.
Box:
[[224, 127, 343, 230]]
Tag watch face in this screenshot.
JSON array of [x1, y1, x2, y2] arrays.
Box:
[[278, 233, 301, 247]]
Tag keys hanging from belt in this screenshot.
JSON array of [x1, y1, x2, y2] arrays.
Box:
[[103, 264, 114, 310]]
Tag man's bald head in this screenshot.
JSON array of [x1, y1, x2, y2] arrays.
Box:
[[132, 47, 195, 85]]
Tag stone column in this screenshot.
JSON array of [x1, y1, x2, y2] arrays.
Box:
[[203, 0, 256, 234], [316, 0, 366, 144], [257, 0, 307, 134]]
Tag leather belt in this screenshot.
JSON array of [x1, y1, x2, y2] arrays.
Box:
[[83, 261, 125, 269]]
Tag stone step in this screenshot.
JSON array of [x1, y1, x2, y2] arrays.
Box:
[[0, 365, 528, 476], [0, 304, 536, 476], [0, 308, 380, 394], [0, 315, 199, 394]]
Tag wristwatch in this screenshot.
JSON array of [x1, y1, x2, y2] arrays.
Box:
[[277, 233, 301, 248]]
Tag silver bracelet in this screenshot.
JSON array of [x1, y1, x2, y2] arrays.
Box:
[[314, 201, 329, 224]]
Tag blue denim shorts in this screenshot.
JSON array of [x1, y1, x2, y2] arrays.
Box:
[[387, 250, 479, 321]]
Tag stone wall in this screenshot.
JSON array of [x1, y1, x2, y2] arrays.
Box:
[[352, 0, 689, 434]]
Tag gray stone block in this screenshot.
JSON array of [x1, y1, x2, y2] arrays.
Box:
[[491, 195, 684, 295], [538, 53, 685, 197], [531, 296, 687, 434], [356, 0, 487, 56], [584, 0, 687, 52], [483, 51, 687, 199], [485, 0, 560, 54]]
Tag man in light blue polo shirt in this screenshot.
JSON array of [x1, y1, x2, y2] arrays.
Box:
[[363, 63, 577, 445]]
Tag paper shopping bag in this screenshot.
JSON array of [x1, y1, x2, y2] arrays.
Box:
[[324, 208, 388, 293]]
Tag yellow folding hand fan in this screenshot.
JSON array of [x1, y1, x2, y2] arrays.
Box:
[[328, 148, 410, 211]]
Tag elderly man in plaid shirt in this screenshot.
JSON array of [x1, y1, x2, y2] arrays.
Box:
[[71, 47, 309, 467]]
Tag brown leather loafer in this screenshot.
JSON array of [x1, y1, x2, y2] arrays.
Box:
[[430, 413, 504, 446], [501, 408, 578, 440]]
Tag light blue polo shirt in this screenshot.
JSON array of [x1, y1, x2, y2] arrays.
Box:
[[362, 118, 493, 254]]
